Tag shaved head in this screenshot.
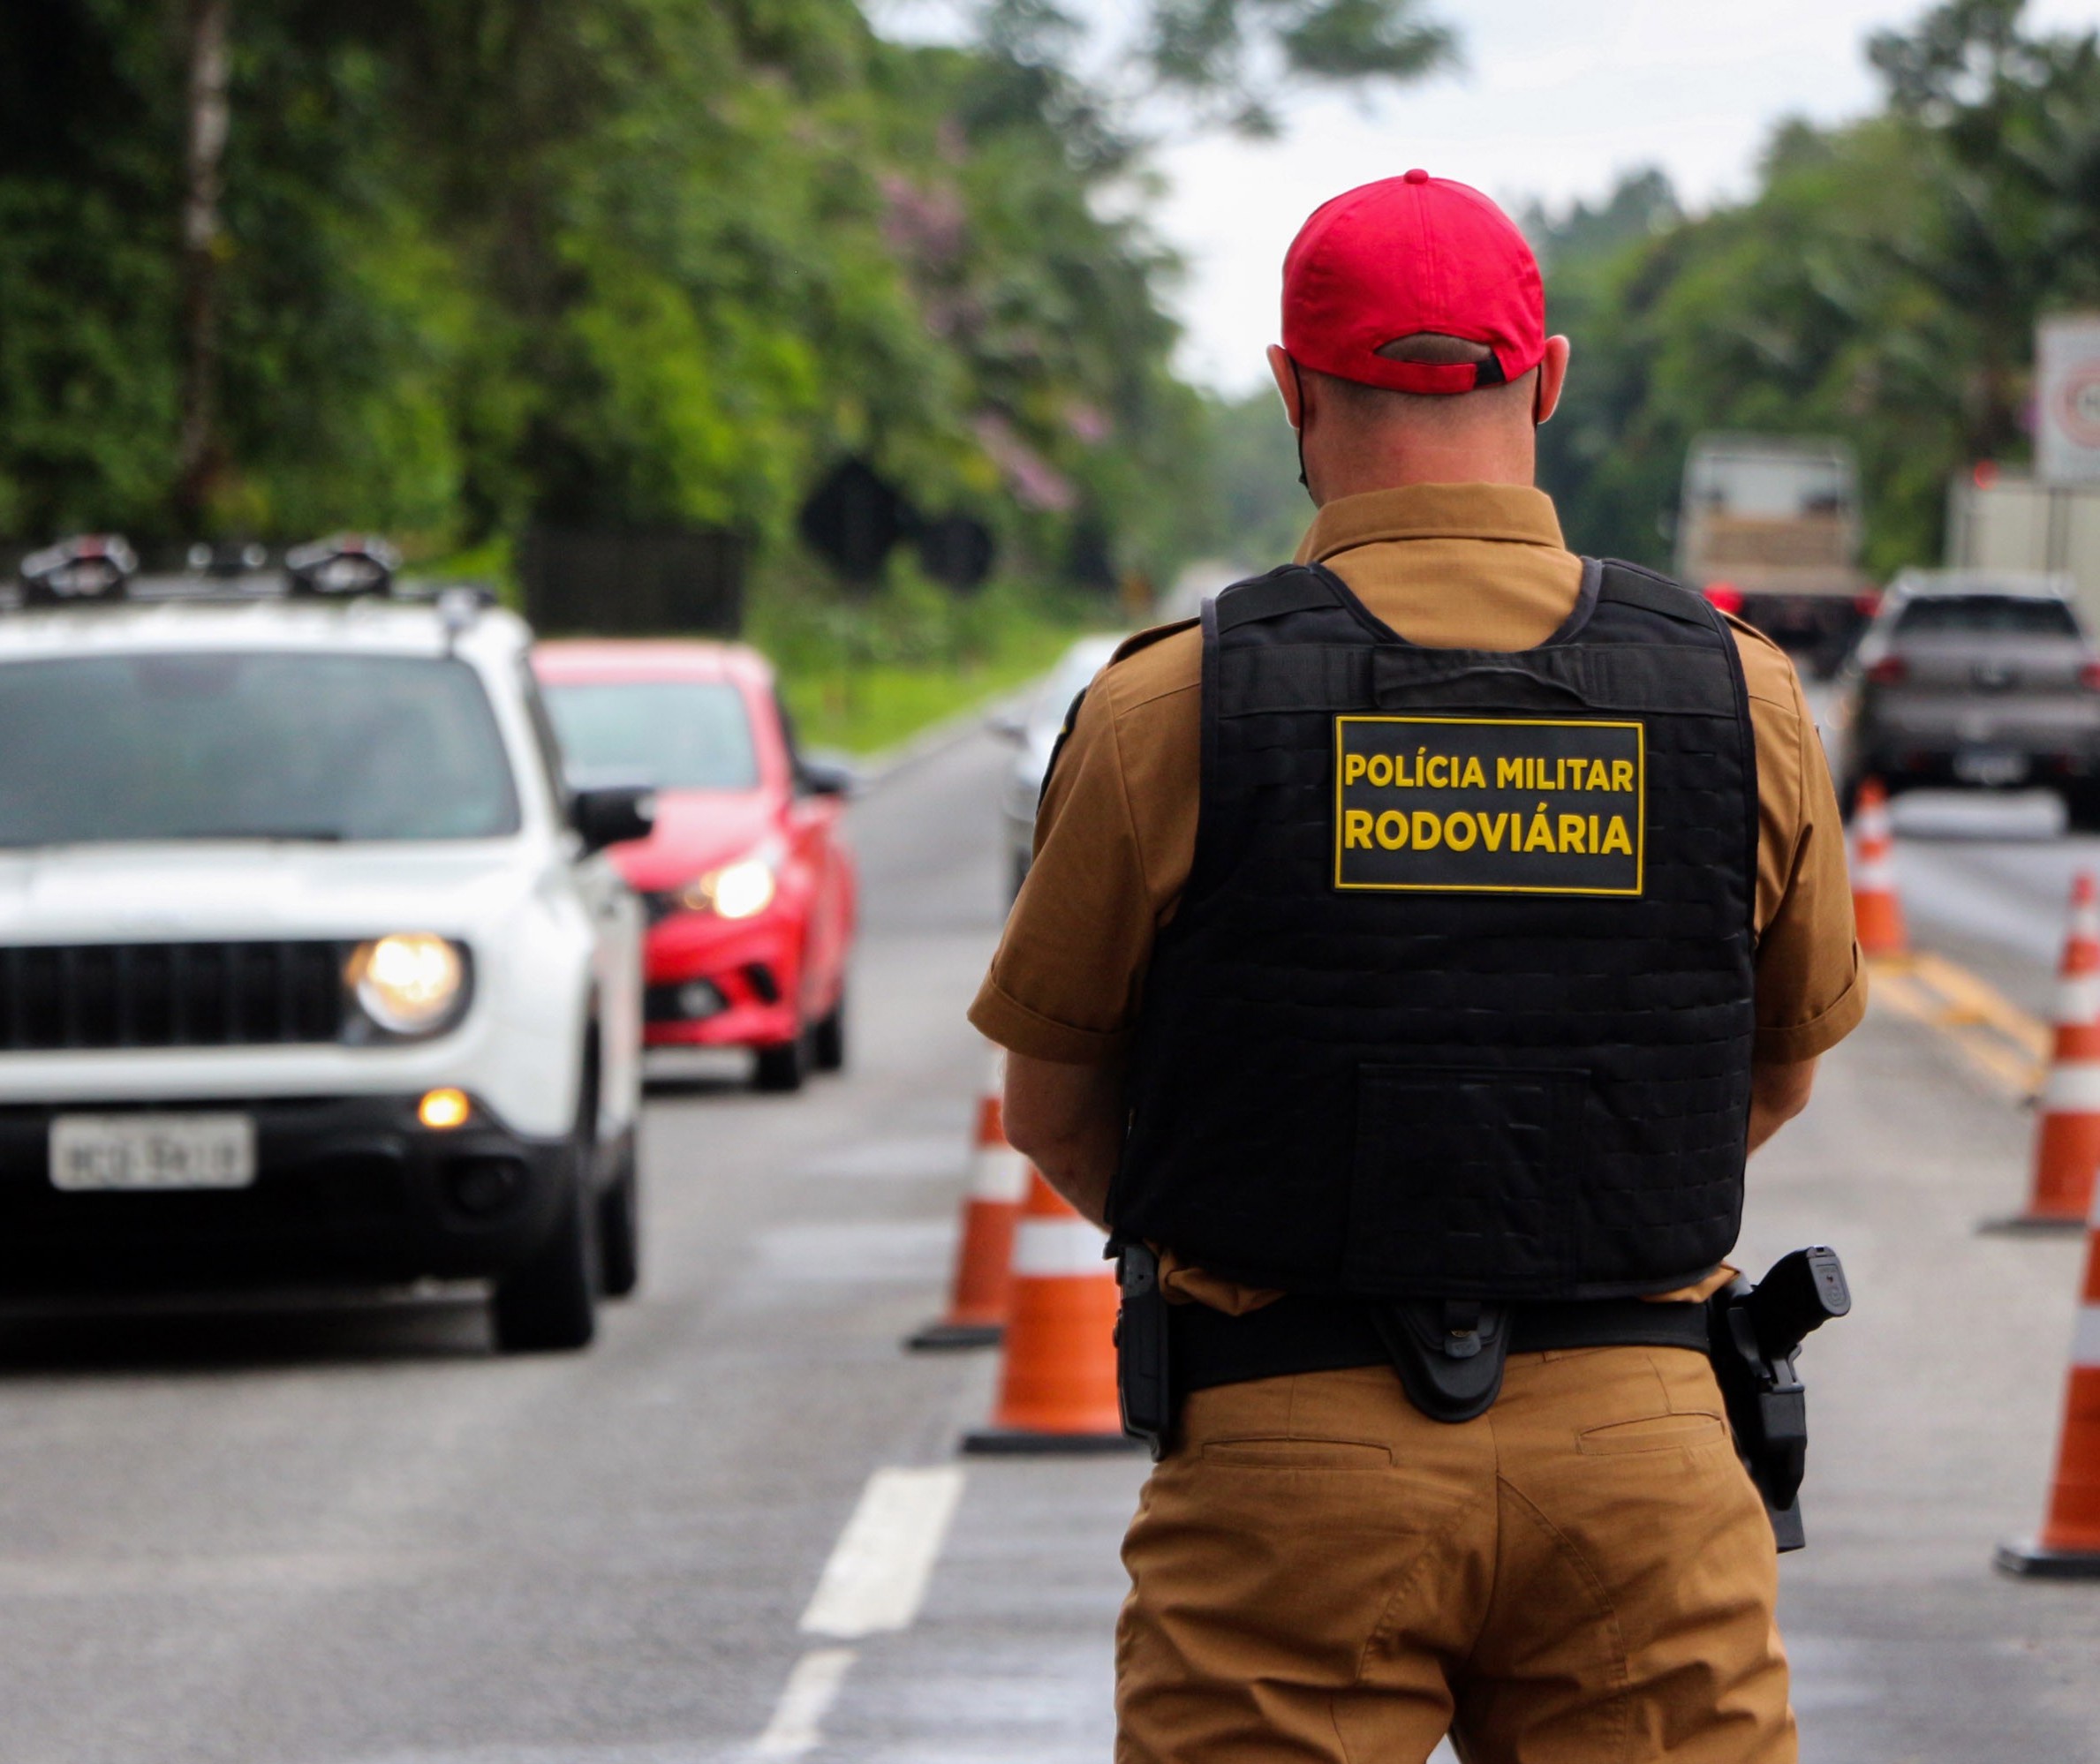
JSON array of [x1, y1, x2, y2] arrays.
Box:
[[1266, 331, 1572, 503], [1307, 335, 1535, 426]]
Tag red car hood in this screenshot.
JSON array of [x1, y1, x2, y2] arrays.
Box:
[[612, 790, 780, 891]]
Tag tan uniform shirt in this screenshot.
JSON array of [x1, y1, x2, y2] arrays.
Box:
[[968, 482, 1866, 1304]]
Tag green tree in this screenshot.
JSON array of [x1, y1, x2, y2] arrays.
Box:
[[1537, 0, 2100, 581], [0, 0, 1458, 606]]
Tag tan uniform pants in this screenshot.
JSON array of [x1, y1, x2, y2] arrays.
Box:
[[1116, 1346, 1794, 1764]]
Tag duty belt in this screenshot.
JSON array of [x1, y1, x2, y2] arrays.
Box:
[[1119, 1248, 1851, 1555], [1167, 1291, 1712, 1422]]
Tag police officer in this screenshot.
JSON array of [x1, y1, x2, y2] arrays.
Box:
[[969, 170, 1864, 1763]]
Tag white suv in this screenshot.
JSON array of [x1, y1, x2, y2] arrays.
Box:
[[0, 537, 646, 1351]]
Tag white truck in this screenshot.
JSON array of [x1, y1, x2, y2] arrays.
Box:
[[0, 537, 648, 1350], [1676, 434, 1873, 670], [1945, 466, 2100, 637]]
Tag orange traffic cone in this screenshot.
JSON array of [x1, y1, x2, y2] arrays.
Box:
[[1996, 1181, 2100, 1576], [1850, 778, 1908, 959], [908, 1049, 1028, 1350], [1997, 872, 2100, 1231], [961, 1171, 1139, 1454]]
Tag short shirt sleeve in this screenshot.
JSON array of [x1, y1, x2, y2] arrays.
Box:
[[1741, 631, 1866, 1063], [968, 661, 1175, 1064]]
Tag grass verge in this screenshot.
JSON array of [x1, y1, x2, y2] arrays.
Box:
[[758, 569, 1113, 756]]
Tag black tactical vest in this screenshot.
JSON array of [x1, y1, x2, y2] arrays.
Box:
[[1107, 558, 1759, 1303]]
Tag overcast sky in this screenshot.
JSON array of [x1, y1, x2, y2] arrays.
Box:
[[880, 0, 2100, 396]]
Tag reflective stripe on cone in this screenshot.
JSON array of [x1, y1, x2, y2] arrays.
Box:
[[2042, 1062, 2100, 1114], [2058, 975, 2100, 1034], [1011, 1216, 1111, 1278], [2074, 1305, 2100, 1371], [970, 1138, 1029, 1204]]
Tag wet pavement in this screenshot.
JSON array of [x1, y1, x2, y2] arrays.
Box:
[[0, 731, 2095, 1760]]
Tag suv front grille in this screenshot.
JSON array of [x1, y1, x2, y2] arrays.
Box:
[[0, 942, 349, 1052]]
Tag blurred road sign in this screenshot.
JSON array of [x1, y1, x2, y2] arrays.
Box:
[[800, 458, 914, 586], [1066, 516, 1116, 591], [522, 526, 744, 635], [916, 515, 996, 593], [2038, 315, 2100, 486]]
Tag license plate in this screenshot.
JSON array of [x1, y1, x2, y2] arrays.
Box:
[[1953, 747, 2029, 787], [49, 1114, 257, 1191]]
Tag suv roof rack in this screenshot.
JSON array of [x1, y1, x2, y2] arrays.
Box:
[[285, 533, 400, 598], [10, 532, 420, 611], [19, 534, 138, 607], [5, 535, 502, 644]]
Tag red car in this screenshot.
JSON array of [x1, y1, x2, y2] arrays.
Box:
[[533, 641, 857, 1091]]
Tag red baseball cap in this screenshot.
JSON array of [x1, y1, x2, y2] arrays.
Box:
[[1281, 170, 1545, 396]]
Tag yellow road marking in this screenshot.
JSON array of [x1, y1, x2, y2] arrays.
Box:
[[1868, 953, 2049, 1101], [1907, 953, 2051, 1060]]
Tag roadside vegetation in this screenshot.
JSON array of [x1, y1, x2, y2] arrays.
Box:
[[758, 567, 1107, 754], [10, 0, 2100, 743], [1530, 0, 2100, 577], [1195, 0, 2100, 583], [0, 1, 1446, 674]]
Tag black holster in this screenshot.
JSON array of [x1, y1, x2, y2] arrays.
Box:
[[1366, 1300, 1512, 1422], [1705, 1247, 1851, 1552], [1116, 1244, 1172, 1459]]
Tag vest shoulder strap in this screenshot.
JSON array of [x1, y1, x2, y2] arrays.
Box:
[[1212, 566, 1337, 632], [1589, 560, 1758, 946], [1590, 559, 1727, 634], [1213, 558, 1723, 643]]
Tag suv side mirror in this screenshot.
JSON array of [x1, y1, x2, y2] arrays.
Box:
[[986, 705, 1027, 742], [797, 758, 857, 800], [572, 784, 656, 855]]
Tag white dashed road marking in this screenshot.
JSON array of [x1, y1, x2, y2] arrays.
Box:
[[749, 1466, 968, 1760], [797, 1466, 965, 1640], [751, 1647, 857, 1760]]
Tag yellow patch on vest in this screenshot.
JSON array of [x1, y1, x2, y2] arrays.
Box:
[[1333, 715, 1645, 896]]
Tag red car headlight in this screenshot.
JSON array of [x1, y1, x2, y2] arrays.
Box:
[[692, 856, 777, 920], [670, 841, 784, 920]]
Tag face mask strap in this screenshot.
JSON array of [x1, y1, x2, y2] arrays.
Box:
[[1289, 356, 1311, 494]]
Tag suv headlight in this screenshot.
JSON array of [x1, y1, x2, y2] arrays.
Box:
[[676, 846, 780, 921], [346, 933, 470, 1037]]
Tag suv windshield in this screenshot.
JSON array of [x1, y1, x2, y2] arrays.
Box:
[[1893, 596, 2081, 638], [0, 652, 520, 845], [542, 680, 759, 791]]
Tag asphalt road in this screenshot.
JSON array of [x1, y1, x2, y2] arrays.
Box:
[[1883, 788, 2100, 1008], [0, 726, 2097, 1763]]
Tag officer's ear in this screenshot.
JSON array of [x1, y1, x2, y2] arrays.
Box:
[[1267, 344, 1304, 429], [1534, 335, 1572, 426]]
